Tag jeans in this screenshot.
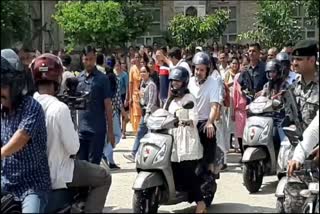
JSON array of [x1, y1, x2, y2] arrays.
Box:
[[103, 113, 122, 164], [22, 191, 49, 213], [132, 116, 148, 156], [78, 132, 106, 165]]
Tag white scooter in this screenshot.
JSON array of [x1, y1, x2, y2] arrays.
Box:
[[242, 96, 282, 193], [132, 101, 217, 213]]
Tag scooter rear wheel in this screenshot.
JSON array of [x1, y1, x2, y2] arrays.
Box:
[[133, 187, 159, 213]]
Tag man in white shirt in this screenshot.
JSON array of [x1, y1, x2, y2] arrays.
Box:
[[31, 53, 112, 213], [162, 47, 192, 77], [287, 110, 319, 176], [188, 52, 223, 175], [218, 52, 230, 79]]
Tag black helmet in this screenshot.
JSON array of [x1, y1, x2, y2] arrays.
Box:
[[1, 49, 26, 108], [169, 66, 190, 97], [265, 59, 282, 80]]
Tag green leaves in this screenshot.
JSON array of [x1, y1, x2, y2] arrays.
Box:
[[237, 0, 303, 49], [53, 0, 151, 51], [1, 0, 30, 48], [168, 10, 229, 49]]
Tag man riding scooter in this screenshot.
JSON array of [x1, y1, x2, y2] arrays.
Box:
[[31, 53, 112, 213], [166, 66, 207, 213]]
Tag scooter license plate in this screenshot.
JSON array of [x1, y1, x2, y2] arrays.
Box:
[[308, 182, 319, 193]]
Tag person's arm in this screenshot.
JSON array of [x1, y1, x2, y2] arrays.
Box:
[[58, 105, 80, 155], [1, 100, 43, 158], [288, 110, 319, 176], [103, 77, 115, 147], [129, 68, 134, 105], [145, 83, 158, 114]]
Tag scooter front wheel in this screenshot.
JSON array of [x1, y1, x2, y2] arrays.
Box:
[[133, 187, 159, 214], [243, 161, 264, 193]]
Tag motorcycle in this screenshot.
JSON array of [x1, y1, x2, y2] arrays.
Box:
[[281, 160, 319, 214], [132, 101, 217, 213], [242, 96, 282, 193]]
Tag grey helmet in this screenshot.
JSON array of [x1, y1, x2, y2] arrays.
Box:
[[169, 66, 190, 97], [276, 52, 291, 63], [1, 49, 27, 108], [276, 52, 291, 77], [192, 51, 211, 67], [265, 59, 282, 80]]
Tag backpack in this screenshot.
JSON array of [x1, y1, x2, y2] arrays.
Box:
[[223, 82, 231, 107], [1, 192, 21, 214]]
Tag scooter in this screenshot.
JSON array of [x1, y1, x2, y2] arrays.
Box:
[[242, 96, 282, 193], [132, 101, 217, 213]]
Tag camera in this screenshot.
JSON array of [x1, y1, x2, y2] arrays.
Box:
[[57, 77, 90, 111]]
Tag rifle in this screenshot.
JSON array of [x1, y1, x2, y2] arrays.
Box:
[[281, 85, 304, 143]]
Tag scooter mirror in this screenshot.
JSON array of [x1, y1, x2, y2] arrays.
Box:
[[182, 101, 194, 110]]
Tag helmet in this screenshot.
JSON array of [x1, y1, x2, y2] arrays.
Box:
[[1, 49, 26, 108], [169, 66, 190, 97], [276, 52, 291, 62], [192, 52, 211, 67], [265, 59, 282, 80], [31, 53, 63, 86]]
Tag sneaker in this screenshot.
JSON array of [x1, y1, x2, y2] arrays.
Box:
[[123, 153, 135, 163], [109, 163, 120, 170]]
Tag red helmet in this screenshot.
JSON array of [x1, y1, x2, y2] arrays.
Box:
[[31, 53, 63, 84]]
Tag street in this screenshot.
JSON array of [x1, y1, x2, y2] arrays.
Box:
[[103, 128, 278, 213]]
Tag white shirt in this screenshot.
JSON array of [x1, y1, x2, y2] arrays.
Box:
[[167, 93, 203, 162], [292, 110, 319, 164], [168, 59, 192, 77], [287, 71, 298, 85], [34, 92, 80, 189], [219, 64, 230, 80], [188, 76, 222, 121]]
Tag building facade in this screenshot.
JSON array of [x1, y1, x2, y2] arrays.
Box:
[[29, 0, 319, 50]]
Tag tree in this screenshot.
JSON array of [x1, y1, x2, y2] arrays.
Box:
[[237, 0, 303, 49], [297, 0, 319, 25], [168, 10, 229, 49], [1, 1, 30, 48], [53, 1, 151, 51]]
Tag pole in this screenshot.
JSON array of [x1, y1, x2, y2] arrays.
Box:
[[41, 0, 45, 53]]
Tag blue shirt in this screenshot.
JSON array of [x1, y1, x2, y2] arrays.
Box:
[[77, 68, 112, 136], [117, 71, 129, 96], [1, 96, 51, 200]]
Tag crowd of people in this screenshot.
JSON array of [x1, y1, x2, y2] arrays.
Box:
[[1, 39, 319, 213]]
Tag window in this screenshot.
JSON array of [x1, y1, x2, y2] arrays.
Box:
[[212, 5, 238, 43], [293, 5, 317, 39], [186, 6, 198, 17], [135, 0, 162, 46]]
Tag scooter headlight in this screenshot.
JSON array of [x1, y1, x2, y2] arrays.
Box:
[[153, 144, 167, 164], [258, 124, 269, 141]]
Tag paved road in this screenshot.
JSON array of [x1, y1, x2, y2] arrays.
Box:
[[103, 130, 278, 213]]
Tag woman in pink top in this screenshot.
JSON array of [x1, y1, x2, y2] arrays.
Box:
[[232, 71, 247, 158]]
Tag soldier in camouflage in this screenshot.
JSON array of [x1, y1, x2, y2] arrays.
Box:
[[284, 39, 319, 213]]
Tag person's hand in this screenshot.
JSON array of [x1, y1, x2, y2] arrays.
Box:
[[108, 132, 116, 148], [204, 122, 215, 139], [311, 147, 319, 162], [287, 160, 301, 177], [124, 99, 129, 108]]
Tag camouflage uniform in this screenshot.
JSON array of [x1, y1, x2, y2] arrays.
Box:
[[293, 73, 319, 131]]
